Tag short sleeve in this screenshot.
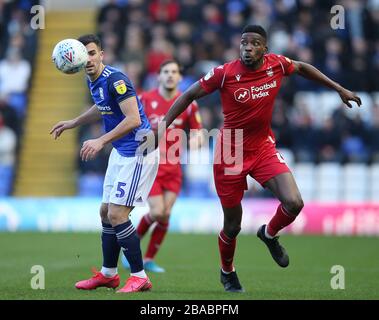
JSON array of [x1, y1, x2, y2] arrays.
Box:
[[187, 101, 202, 130], [276, 54, 295, 76], [108, 72, 136, 103], [199, 65, 226, 93]]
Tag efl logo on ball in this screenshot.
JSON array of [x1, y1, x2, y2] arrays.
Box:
[[52, 39, 88, 74]]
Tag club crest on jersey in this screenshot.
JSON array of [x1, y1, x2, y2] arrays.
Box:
[[235, 74, 241, 81], [266, 66, 274, 77], [99, 87, 104, 101], [113, 80, 127, 95], [151, 101, 158, 109]]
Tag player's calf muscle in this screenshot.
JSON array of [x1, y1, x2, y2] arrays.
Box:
[[150, 205, 164, 220]]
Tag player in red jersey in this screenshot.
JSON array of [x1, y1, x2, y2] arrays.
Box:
[[123, 60, 203, 272], [145, 25, 362, 292]]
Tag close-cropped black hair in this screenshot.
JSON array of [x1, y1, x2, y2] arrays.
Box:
[[77, 34, 102, 49], [159, 59, 182, 74], [241, 25, 267, 40]]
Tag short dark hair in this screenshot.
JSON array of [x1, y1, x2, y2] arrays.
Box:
[[241, 25, 267, 40], [159, 59, 182, 74], [77, 34, 102, 49]]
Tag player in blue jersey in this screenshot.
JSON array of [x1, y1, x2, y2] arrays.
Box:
[[50, 34, 159, 293]]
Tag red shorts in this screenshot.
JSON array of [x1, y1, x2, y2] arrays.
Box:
[[213, 139, 290, 208], [149, 163, 182, 196]]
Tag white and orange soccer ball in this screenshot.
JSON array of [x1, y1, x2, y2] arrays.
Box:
[[52, 39, 88, 74]]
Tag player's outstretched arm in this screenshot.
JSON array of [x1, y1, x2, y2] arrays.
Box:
[[50, 104, 101, 139], [140, 81, 208, 152], [292, 60, 362, 108], [163, 81, 208, 128], [154, 81, 208, 148]]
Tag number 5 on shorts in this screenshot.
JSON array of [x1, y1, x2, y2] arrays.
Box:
[[116, 182, 127, 198]]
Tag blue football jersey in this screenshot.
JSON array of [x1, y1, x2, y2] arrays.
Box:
[[87, 66, 151, 157]]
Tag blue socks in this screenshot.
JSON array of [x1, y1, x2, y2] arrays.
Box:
[[101, 222, 121, 268], [114, 220, 144, 273]]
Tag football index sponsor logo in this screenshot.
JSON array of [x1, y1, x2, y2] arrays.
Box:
[[234, 80, 277, 102], [251, 80, 277, 99], [234, 88, 250, 103]]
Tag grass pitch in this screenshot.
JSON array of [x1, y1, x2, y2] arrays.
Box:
[[0, 232, 378, 300]]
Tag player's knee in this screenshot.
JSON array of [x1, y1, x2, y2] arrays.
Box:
[[107, 205, 130, 226], [156, 209, 170, 224], [224, 224, 241, 239], [107, 211, 118, 225], [107, 211, 128, 226], [283, 196, 304, 215], [150, 205, 164, 221]]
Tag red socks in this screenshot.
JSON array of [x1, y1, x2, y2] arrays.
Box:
[[136, 213, 154, 238], [267, 204, 296, 237], [145, 221, 169, 260], [137, 213, 169, 260], [218, 230, 236, 273]]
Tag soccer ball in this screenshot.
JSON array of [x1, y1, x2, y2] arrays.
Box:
[[52, 39, 88, 74]]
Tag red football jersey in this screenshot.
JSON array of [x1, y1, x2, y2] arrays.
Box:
[[140, 88, 202, 164], [199, 53, 294, 150]]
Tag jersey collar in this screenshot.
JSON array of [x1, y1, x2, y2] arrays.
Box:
[[239, 56, 266, 72], [88, 64, 106, 83]]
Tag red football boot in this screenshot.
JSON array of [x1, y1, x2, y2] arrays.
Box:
[[75, 268, 120, 290], [116, 276, 152, 293]]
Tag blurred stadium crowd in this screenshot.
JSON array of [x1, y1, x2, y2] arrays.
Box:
[[1, 0, 379, 199], [0, 0, 38, 195]]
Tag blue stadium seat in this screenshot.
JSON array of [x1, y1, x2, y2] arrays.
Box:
[[316, 163, 342, 202], [77, 173, 104, 196], [0, 165, 13, 196], [8, 93, 27, 118], [292, 163, 316, 201], [342, 164, 368, 202], [186, 180, 212, 198]]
